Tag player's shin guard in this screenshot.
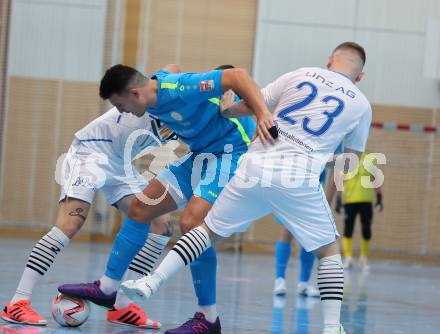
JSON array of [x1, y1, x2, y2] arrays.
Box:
[[190, 247, 218, 322], [12, 227, 70, 304], [104, 217, 150, 281], [275, 241, 291, 278], [318, 254, 344, 329], [299, 247, 315, 282]]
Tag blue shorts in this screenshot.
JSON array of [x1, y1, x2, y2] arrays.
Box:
[[157, 148, 244, 208]]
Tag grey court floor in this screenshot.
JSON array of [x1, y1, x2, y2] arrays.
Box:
[[0, 237, 439, 334]]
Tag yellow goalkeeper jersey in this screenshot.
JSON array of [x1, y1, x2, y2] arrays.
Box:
[[343, 152, 376, 204]]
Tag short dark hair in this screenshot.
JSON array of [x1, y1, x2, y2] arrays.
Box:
[[215, 64, 235, 70], [99, 64, 146, 100], [333, 42, 366, 66]]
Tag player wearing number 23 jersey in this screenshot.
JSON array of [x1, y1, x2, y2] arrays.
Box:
[[209, 66, 372, 251], [119, 42, 370, 334]]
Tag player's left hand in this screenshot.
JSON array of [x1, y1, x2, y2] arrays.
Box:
[[254, 111, 277, 145], [375, 193, 384, 212]]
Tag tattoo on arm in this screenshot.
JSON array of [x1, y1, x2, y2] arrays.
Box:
[[69, 208, 87, 222]]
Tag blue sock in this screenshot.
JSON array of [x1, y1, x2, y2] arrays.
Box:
[[299, 247, 315, 283], [190, 246, 217, 306], [105, 217, 150, 280], [275, 240, 291, 278]]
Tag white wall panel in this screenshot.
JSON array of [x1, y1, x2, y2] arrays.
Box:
[[254, 22, 353, 85], [424, 18, 440, 79], [254, 0, 440, 108], [356, 31, 438, 108], [357, 0, 440, 33], [258, 0, 357, 27], [8, 0, 107, 81]]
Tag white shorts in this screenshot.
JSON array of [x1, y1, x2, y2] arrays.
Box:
[[59, 139, 148, 206], [204, 156, 339, 252]]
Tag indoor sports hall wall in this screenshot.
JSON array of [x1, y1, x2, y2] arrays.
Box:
[[249, 0, 440, 257], [0, 0, 116, 237], [0, 0, 439, 259], [0, 0, 257, 239]]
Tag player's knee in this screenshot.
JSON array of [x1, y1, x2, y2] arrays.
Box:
[[58, 199, 89, 238], [179, 211, 203, 234], [362, 227, 372, 240], [128, 199, 150, 224], [343, 225, 354, 237], [179, 214, 193, 234]]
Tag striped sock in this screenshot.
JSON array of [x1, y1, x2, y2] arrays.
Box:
[[172, 226, 211, 265], [12, 227, 70, 304], [317, 254, 344, 328], [128, 234, 170, 276], [152, 226, 211, 285], [114, 234, 170, 308]]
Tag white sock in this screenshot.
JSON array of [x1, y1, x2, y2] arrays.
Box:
[[12, 227, 70, 304], [198, 304, 218, 323], [318, 254, 344, 328], [154, 226, 211, 283], [99, 275, 120, 295], [114, 288, 132, 309]]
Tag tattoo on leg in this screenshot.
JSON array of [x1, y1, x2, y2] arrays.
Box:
[[69, 208, 87, 222]]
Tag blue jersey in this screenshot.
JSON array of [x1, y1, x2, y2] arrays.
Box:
[[147, 70, 255, 154]]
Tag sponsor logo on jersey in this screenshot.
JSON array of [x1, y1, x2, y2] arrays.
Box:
[[200, 80, 214, 92], [170, 111, 183, 121], [305, 71, 356, 98], [278, 127, 314, 152]]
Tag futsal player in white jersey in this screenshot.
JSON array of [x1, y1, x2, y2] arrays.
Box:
[[2, 104, 176, 328], [121, 42, 372, 334]]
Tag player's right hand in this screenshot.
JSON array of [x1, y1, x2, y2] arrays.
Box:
[[254, 111, 277, 145]]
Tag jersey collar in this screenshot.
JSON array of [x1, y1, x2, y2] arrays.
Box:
[[329, 70, 353, 82]]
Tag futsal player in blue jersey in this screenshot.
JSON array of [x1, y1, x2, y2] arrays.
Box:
[[60, 63, 276, 334]]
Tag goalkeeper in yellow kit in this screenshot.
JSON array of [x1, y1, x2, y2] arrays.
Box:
[[336, 152, 383, 270]]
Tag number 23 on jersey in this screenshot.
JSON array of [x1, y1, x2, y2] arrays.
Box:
[[278, 81, 345, 137]]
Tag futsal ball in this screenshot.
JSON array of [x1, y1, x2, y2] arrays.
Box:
[[51, 293, 90, 327]]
